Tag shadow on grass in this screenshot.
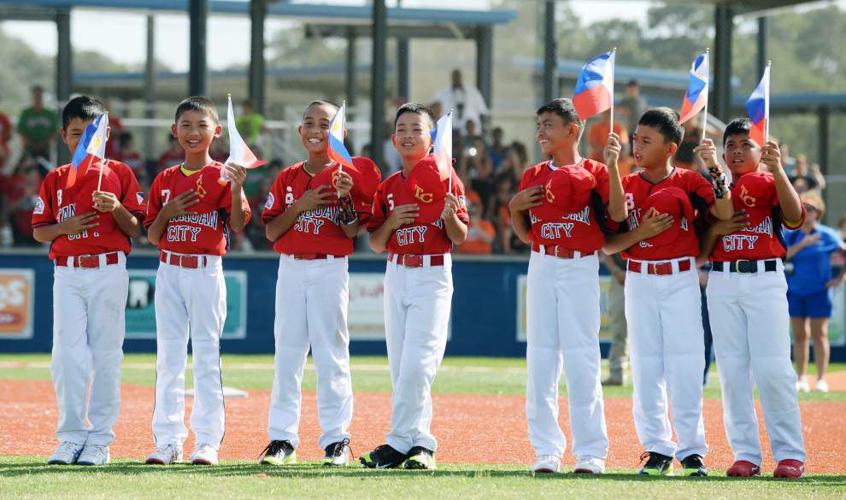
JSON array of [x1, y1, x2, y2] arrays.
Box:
[[1, 462, 845, 487]]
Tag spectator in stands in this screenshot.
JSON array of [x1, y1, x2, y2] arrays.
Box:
[[460, 136, 495, 216], [491, 176, 528, 254], [457, 192, 496, 255], [17, 85, 58, 161], [236, 99, 267, 147], [780, 141, 797, 176], [587, 112, 628, 164], [103, 98, 124, 160], [117, 132, 146, 187], [489, 127, 507, 169], [4, 159, 42, 246], [494, 141, 529, 188], [157, 134, 183, 172], [618, 79, 647, 139], [429, 101, 444, 121], [433, 69, 489, 133], [464, 119, 484, 147], [785, 192, 846, 393], [789, 154, 826, 194], [0, 102, 11, 170]]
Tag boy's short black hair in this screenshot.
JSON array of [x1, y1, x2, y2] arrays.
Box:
[[174, 96, 219, 123], [722, 117, 753, 145], [61, 95, 106, 130], [303, 99, 340, 119], [394, 102, 434, 128], [535, 98, 583, 129], [638, 107, 683, 145]]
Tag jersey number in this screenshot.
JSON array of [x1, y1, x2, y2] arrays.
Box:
[[387, 193, 395, 211], [161, 189, 171, 204], [57, 189, 63, 207]]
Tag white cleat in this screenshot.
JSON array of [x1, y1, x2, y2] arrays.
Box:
[[574, 456, 606, 474], [532, 455, 560, 474], [48, 441, 85, 465], [77, 445, 110, 466], [816, 379, 829, 393], [191, 443, 219, 465], [796, 378, 810, 393], [145, 444, 183, 465]]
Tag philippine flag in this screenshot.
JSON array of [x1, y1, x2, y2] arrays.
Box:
[[327, 102, 354, 170], [432, 111, 453, 181], [225, 95, 267, 170], [679, 51, 709, 124], [573, 50, 615, 120], [746, 64, 771, 145], [68, 113, 108, 188]]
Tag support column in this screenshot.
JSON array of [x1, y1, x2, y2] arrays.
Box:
[[56, 9, 72, 165], [249, 0, 266, 113], [713, 3, 734, 121], [144, 14, 156, 161], [757, 16, 768, 80], [475, 26, 493, 114], [188, 0, 208, 96], [370, 0, 387, 170], [543, 0, 558, 103]]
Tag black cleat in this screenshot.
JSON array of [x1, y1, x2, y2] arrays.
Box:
[[322, 438, 351, 466], [259, 440, 297, 465], [680, 454, 708, 476], [404, 446, 436, 470], [638, 451, 674, 476], [359, 444, 408, 469]]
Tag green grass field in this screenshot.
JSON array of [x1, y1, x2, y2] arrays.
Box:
[[2, 354, 845, 497], [1, 354, 844, 401]]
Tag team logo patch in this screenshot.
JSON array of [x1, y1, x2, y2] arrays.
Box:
[[265, 193, 275, 210], [414, 186, 434, 203], [136, 192, 145, 205], [740, 185, 757, 207], [33, 196, 45, 215], [195, 176, 208, 198]]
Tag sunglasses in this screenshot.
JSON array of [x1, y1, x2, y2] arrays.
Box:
[[804, 205, 818, 213]]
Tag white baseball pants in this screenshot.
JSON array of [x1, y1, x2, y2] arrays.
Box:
[[525, 251, 609, 461], [51, 253, 128, 446], [267, 255, 353, 450], [383, 254, 453, 454], [151, 254, 227, 449], [706, 263, 805, 464], [625, 258, 708, 460]]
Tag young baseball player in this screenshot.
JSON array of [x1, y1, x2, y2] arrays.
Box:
[[32, 95, 144, 466], [360, 103, 468, 470], [603, 108, 732, 476], [259, 100, 381, 467], [698, 118, 806, 479], [144, 96, 251, 466], [508, 98, 626, 474]]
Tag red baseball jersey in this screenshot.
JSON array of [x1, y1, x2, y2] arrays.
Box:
[[261, 158, 378, 256], [144, 163, 251, 255], [367, 168, 469, 255], [518, 159, 613, 254], [710, 171, 803, 261], [622, 167, 715, 261], [31, 159, 145, 259]]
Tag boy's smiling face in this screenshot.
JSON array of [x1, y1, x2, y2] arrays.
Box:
[[171, 109, 221, 157], [298, 102, 336, 156], [392, 111, 432, 162], [535, 111, 579, 158]]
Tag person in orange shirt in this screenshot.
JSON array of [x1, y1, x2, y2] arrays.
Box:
[[457, 191, 495, 254]]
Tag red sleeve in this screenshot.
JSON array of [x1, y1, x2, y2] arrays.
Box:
[[518, 169, 531, 191], [594, 164, 610, 204], [261, 172, 287, 224], [689, 171, 715, 206], [118, 164, 145, 219], [144, 174, 163, 229], [31, 173, 56, 228], [367, 183, 389, 232], [452, 174, 470, 225]]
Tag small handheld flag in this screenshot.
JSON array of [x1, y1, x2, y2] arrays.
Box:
[[327, 102, 354, 172], [433, 111, 453, 190], [746, 62, 771, 146], [680, 50, 709, 125], [222, 94, 267, 182], [68, 113, 108, 189], [573, 50, 616, 121]]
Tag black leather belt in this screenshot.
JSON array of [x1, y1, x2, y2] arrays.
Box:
[[712, 259, 778, 273]]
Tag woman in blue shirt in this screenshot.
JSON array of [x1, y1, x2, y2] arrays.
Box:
[[785, 193, 846, 393]]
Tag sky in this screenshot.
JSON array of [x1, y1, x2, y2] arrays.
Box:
[[0, 0, 841, 72]]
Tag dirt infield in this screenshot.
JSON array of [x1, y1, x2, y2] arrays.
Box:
[[1, 379, 843, 473]]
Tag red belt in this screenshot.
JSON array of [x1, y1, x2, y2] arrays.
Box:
[[291, 253, 345, 260], [628, 259, 692, 275], [532, 243, 593, 259], [388, 253, 445, 268], [160, 251, 208, 269], [55, 252, 120, 268]]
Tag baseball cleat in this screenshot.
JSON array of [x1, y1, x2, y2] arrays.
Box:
[[77, 445, 110, 466], [259, 440, 297, 466], [815, 379, 829, 393], [680, 454, 708, 476], [359, 444, 408, 469], [573, 456, 605, 474], [727, 460, 761, 478], [322, 438, 351, 467], [774, 459, 805, 479], [190, 443, 218, 465], [531, 455, 560, 474], [638, 451, 674, 476], [145, 444, 183, 465], [796, 378, 810, 393], [47, 441, 84, 465], [404, 446, 436, 470]]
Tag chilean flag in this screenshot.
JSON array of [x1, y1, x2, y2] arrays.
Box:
[[68, 113, 108, 188], [746, 64, 771, 145], [573, 50, 615, 120], [225, 95, 267, 170], [327, 102, 354, 170], [679, 51, 709, 124], [432, 111, 453, 181]]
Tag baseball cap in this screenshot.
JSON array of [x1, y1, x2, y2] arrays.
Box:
[[732, 171, 775, 227], [405, 156, 448, 224], [308, 164, 341, 203], [531, 165, 596, 221], [641, 186, 695, 247]]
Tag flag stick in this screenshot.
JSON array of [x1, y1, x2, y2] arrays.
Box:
[[700, 48, 710, 144], [608, 48, 617, 139], [447, 109, 454, 194], [764, 60, 772, 144], [96, 113, 108, 192]]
